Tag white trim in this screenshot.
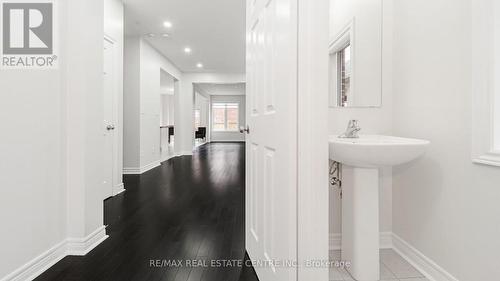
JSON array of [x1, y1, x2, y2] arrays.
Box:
[[139, 161, 161, 174], [297, 0, 330, 280], [392, 233, 460, 281], [161, 151, 194, 163], [473, 152, 500, 167], [471, 0, 500, 168], [329, 19, 355, 53], [1, 226, 108, 281], [208, 141, 245, 143], [113, 183, 125, 196], [329, 232, 459, 281], [329, 233, 342, 250], [123, 160, 161, 175], [0, 241, 67, 281], [379, 231, 393, 249], [329, 232, 393, 250], [161, 154, 176, 162], [329, 18, 355, 108], [122, 167, 140, 174], [66, 226, 108, 256]]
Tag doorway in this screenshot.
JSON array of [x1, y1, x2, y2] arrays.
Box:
[[193, 84, 210, 148], [193, 83, 246, 148], [160, 69, 177, 162]]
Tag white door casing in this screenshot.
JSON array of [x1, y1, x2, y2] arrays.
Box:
[[245, 0, 298, 280], [103, 38, 115, 199]]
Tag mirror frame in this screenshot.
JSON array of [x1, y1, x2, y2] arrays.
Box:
[[329, 19, 355, 108], [328, 1, 384, 109]]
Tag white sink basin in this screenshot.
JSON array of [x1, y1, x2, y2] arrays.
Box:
[[329, 135, 430, 168], [329, 135, 429, 280]]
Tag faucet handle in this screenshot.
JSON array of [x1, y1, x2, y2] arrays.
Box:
[[348, 119, 359, 128]]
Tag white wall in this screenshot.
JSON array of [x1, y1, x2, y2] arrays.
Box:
[[210, 95, 246, 142], [124, 37, 182, 171], [123, 37, 141, 169], [1, 0, 112, 278], [194, 92, 209, 127], [161, 94, 175, 126], [0, 0, 66, 274], [391, 0, 500, 280], [328, 0, 394, 236]]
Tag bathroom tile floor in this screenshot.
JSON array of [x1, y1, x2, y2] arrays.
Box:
[[329, 249, 428, 281]]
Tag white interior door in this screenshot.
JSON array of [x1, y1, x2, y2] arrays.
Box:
[[245, 0, 298, 280], [103, 38, 115, 199]]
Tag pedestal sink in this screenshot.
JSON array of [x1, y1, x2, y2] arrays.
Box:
[[329, 135, 430, 281]]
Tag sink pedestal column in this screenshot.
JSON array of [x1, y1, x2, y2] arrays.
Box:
[[341, 166, 380, 281]]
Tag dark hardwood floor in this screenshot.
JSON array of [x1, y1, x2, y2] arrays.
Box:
[[35, 142, 258, 281]]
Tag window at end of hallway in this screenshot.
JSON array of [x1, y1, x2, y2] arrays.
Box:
[[212, 103, 239, 132]]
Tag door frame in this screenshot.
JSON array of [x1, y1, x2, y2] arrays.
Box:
[[296, 0, 329, 280]]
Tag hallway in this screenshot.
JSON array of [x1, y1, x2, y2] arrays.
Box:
[[36, 143, 253, 281]]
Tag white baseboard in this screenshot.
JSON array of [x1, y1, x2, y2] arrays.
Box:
[[329, 232, 459, 281], [66, 226, 108, 256], [1, 226, 108, 281], [329, 233, 341, 250], [392, 233, 459, 281], [123, 160, 161, 175], [329, 232, 393, 250], [0, 241, 67, 281], [122, 167, 140, 174], [113, 183, 125, 196], [379, 231, 393, 249], [139, 161, 161, 174]]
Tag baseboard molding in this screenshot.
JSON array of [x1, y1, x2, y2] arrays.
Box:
[[139, 161, 161, 174], [113, 183, 125, 196], [209, 141, 245, 143], [329, 232, 459, 281], [392, 233, 459, 281], [329, 232, 393, 250], [379, 231, 393, 249], [0, 241, 67, 281], [123, 167, 140, 174], [123, 160, 161, 175], [66, 226, 108, 256], [1, 226, 108, 281]]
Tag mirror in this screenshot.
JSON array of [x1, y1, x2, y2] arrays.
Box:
[[329, 0, 383, 107]]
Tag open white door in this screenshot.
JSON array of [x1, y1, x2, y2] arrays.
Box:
[[245, 0, 298, 280]]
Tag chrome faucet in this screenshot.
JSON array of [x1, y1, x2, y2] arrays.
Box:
[[339, 120, 361, 138]]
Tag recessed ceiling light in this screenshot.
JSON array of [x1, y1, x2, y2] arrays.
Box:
[[196, 63, 204, 68], [161, 33, 170, 38], [163, 21, 172, 28], [184, 47, 192, 54], [146, 33, 156, 38]]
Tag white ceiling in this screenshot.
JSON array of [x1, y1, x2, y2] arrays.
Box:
[[195, 83, 246, 96], [123, 0, 246, 73]]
